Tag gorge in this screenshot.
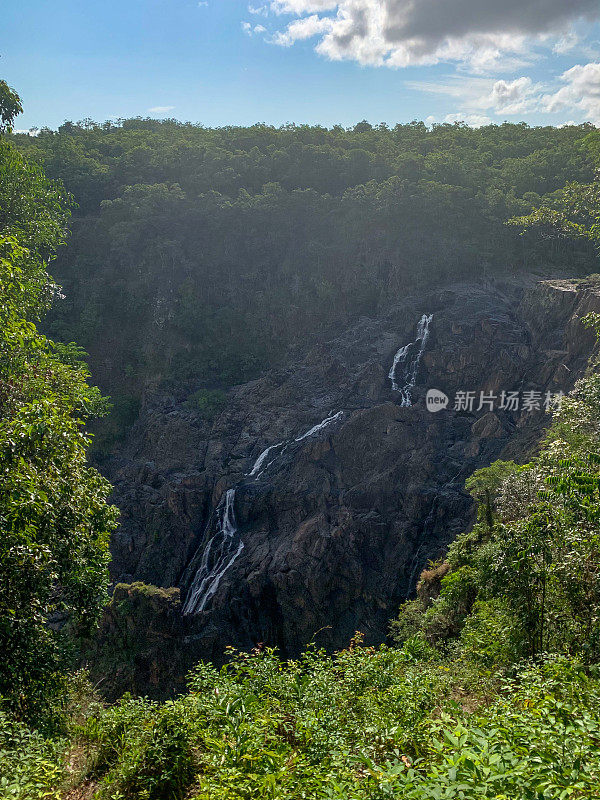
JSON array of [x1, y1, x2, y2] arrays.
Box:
[[90, 274, 600, 696]]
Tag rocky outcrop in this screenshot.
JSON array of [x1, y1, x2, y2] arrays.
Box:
[[98, 277, 600, 691], [88, 583, 185, 699]]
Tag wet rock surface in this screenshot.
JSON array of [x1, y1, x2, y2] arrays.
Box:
[[98, 277, 600, 687]]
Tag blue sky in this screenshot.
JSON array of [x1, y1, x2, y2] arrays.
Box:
[[4, 0, 600, 131]]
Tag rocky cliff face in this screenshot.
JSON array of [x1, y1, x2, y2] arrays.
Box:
[[97, 277, 600, 691]]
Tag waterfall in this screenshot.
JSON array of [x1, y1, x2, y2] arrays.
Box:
[[249, 441, 285, 479], [389, 314, 433, 406], [182, 489, 244, 615], [183, 410, 345, 615], [388, 345, 411, 392], [295, 411, 344, 442]]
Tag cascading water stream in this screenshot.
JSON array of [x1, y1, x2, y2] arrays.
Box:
[[249, 441, 286, 479], [389, 314, 433, 406], [295, 411, 344, 442], [182, 489, 244, 615], [183, 410, 345, 615], [388, 345, 411, 392]]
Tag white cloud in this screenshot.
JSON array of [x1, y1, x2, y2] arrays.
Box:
[[263, 0, 600, 71], [270, 0, 338, 13], [148, 105, 175, 113], [243, 20, 268, 35], [444, 112, 492, 127], [553, 31, 579, 54], [541, 61, 600, 123], [273, 13, 334, 45], [409, 61, 600, 124], [488, 76, 541, 114], [406, 75, 497, 108]]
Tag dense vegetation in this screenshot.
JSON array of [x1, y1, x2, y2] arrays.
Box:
[[11, 118, 600, 451], [0, 83, 117, 728], [3, 84, 600, 798]]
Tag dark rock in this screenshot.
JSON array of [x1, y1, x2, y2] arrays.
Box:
[[95, 277, 600, 694], [88, 582, 186, 699]]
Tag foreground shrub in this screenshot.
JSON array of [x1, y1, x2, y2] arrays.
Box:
[[383, 658, 600, 799], [0, 711, 65, 799], [70, 650, 600, 799], [85, 698, 195, 799], [79, 642, 454, 799]]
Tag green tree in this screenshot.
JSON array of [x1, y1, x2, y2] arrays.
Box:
[[510, 131, 600, 254], [465, 459, 520, 530], [0, 80, 23, 134], [0, 87, 117, 726]]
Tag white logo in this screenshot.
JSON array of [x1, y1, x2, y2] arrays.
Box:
[[426, 388, 449, 412]]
